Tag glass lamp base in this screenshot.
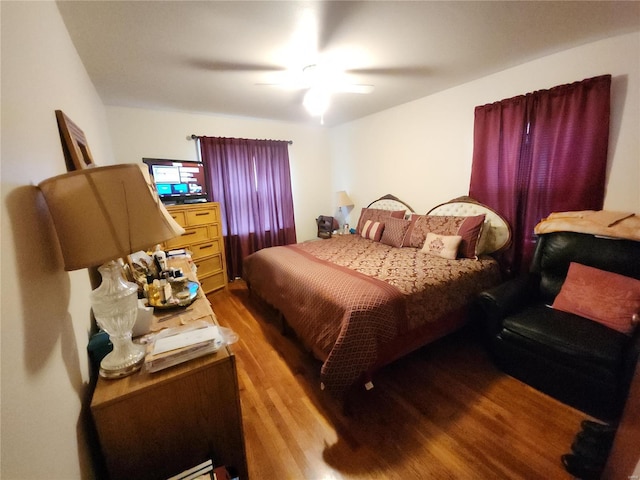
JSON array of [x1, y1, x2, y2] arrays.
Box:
[[91, 260, 147, 379], [99, 342, 146, 379]]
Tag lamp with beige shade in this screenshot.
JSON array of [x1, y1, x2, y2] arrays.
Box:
[[38, 164, 184, 378]]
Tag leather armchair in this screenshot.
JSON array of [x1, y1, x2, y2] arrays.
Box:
[[475, 231, 640, 420]]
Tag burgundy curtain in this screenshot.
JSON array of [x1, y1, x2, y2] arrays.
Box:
[[470, 75, 611, 275], [200, 136, 297, 280]]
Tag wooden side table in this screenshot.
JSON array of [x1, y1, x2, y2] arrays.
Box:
[[90, 277, 247, 479]]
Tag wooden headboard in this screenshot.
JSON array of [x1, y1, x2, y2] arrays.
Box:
[[367, 194, 415, 217], [366, 193, 511, 254], [427, 196, 511, 254]]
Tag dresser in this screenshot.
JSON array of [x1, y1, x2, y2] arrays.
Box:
[[165, 203, 228, 293], [90, 258, 247, 479]]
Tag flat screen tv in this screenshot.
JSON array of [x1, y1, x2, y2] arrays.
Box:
[[142, 158, 209, 205]]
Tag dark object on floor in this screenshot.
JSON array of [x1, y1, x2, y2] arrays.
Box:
[[475, 231, 640, 420], [562, 419, 617, 479], [561, 453, 604, 480], [580, 419, 618, 438], [571, 431, 613, 463]]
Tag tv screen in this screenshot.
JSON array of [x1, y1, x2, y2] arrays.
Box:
[[142, 158, 209, 204], [172, 183, 189, 194]]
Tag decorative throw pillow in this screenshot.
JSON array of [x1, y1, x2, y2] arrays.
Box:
[[475, 219, 492, 255], [380, 217, 411, 248], [455, 215, 485, 258], [404, 214, 485, 258], [552, 262, 640, 335], [356, 208, 405, 234], [361, 220, 385, 241], [403, 215, 426, 247], [421, 233, 462, 259]]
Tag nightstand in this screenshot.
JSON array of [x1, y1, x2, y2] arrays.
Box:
[[90, 273, 247, 479]]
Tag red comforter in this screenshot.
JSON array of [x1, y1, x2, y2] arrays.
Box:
[[243, 235, 500, 394]]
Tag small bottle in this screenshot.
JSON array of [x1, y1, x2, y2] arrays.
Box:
[[159, 278, 171, 304], [148, 279, 161, 305], [153, 245, 167, 272]]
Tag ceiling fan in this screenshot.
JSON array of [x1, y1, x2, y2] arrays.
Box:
[[258, 63, 375, 123]]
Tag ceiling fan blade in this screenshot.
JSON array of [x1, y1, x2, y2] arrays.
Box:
[[347, 66, 432, 77], [334, 84, 375, 94], [254, 82, 309, 91], [187, 58, 286, 73]]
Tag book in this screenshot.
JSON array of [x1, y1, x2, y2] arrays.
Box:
[[167, 459, 213, 480]]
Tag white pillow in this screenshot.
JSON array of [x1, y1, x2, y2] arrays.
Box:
[[421, 233, 462, 259]]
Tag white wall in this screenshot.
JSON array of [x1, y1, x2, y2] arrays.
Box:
[[107, 34, 640, 238], [106, 107, 331, 242], [2, 3, 639, 478], [330, 32, 640, 225], [1, 2, 115, 478]]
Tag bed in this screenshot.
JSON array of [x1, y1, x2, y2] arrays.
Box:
[[243, 194, 511, 396]]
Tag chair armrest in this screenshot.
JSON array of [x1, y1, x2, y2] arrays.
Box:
[[474, 273, 540, 337]]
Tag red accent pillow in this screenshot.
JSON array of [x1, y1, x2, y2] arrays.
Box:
[[552, 262, 640, 335], [356, 208, 405, 234]]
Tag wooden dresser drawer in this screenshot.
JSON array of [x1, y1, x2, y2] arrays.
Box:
[[186, 207, 219, 226], [165, 226, 209, 249], [168, 210, 187, 227], [207, 223, 221, 238], [194, 254, 223, 277], [190, 238, 223, 260], [200, 271, 226, 293]]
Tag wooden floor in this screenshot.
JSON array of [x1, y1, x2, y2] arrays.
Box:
[[208, 281, 589, 480]]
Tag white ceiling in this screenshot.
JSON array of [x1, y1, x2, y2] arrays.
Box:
[[57, 1, 640, 127]]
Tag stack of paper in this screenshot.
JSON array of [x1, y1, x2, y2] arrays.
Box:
[[145, 322, 224, 373]]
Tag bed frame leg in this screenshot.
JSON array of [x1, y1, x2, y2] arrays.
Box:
[[342, 391, 355, 417], [341, 378, 375, 416]]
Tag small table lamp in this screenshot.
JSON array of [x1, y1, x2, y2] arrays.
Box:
[[335, 190, 354, 231], [38, 164, 185, 378]]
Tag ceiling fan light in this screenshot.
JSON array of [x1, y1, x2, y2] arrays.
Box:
[[303, 87, 330, 117]]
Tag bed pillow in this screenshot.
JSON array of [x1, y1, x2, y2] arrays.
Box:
[[380, 217, 411, 247], [552, 262, 640, 335], [456, 215, 486, 258], [421, 233, 462, 260], [356, 208, 406, 234], [475, 219, 492, 255], [404, 214, 485, 258], [361, 220, 385, 241]]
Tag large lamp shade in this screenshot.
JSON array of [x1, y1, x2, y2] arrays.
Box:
[[336, 190, 353, 208], [39, 163, 186, 379], [38, 164, 185, 271]]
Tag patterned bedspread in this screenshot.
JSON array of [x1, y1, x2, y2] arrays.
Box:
[[243, 235, 501, 394]]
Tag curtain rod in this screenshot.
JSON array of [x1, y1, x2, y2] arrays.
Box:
[[190, 134, 293, 145]]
